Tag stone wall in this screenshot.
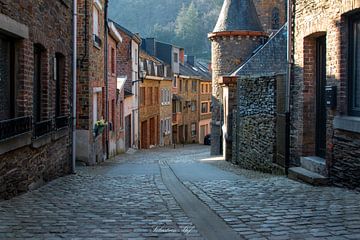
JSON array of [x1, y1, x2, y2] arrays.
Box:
[[292, 0, 360, 189], [0, 0, 72, 199], [210, 35, 267, 156], [254, 0, 287, 32], [234, 75, 277, 173]]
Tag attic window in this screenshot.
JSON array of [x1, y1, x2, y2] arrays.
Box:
[[272, 8, 280, 30]]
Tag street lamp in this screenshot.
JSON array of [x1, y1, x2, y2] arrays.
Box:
[[132, 70, 147, 85]]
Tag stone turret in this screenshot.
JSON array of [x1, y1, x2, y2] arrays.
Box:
[[209, 0, 268, 157]]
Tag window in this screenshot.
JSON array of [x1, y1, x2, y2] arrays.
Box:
[[272, 7, 280, 30], [173, 78, 177, 87], [192, 80, 197, 93], [349, 14, 360, 116], [0, 34, 16, 121], [191, 101, 196, 112], [201, 102, 209, 114], [191, 123, 196, 136], [55, 53, 66, 118], [148, 87, 153, 105], [93, 6, 99, 36], [135, 49, 138, 65], [174, 52, 178, 63], [140, 87, 145, 106], [180, 79, 183, 92], [111, 47, 115, 74], [154, 87, 159, 104], [185, 80, 188, 92], [34, 44, 46, 122]]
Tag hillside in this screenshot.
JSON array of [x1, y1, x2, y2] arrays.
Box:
[[109, 0, 223, 59]]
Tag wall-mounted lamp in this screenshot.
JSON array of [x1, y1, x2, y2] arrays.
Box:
[[132, 70, 147, 85]]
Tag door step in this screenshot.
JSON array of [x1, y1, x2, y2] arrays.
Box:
[[300, 156, 327, 176], [288, 167, 328, 186]]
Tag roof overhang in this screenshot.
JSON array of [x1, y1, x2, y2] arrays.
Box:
[[108, 22, 123, 43], [219, 76, 237, 86], [208, 30, 268, 40]]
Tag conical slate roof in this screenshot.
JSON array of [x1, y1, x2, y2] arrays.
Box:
[[213, 0, 263, 32]]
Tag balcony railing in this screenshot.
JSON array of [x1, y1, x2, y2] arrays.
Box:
[[0, 116, 32, 141], [34, 119, 53, 138], [55, 116, 69, 129]]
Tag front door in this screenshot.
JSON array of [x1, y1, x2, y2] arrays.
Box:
[[315, 36, 327, 158], [141, 121, 148, 149], [125, 115, 131, 150]]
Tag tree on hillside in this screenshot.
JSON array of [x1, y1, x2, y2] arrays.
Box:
[[174, 2, 204, 55]]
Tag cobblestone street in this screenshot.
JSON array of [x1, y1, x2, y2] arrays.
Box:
[[1, 145, 360, 239]]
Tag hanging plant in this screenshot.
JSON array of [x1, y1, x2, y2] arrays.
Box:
[[94, 119, 107, 136]]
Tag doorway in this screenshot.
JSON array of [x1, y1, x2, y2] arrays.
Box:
[[315, 36, 327, 158], [125, 115, 131, 150]]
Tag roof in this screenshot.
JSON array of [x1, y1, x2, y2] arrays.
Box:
[[213, 0, 263, 33], [231, 24, 287, 77], [179, 62, 211, 81], [139, 50, 168, 66], [124, 89, 133, 98], [109, 19, 141, 43]]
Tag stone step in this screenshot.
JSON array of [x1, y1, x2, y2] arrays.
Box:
[[301, 156, 327, 176], [288, 167, 329, 186]]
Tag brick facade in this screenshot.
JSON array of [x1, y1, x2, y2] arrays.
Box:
[[107, 29, 124, 157], [76, 0, 106, 165], [113, 21, 141, 150], [0, 0, 72, 199], [292, 0, 360, 190]]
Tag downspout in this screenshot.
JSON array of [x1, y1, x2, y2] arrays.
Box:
[[137, 43, 141, 149], [104, 0, 109, 159], [80, 0, 88, 66], [72, 0, 77, 173], [285, 0, 293, 172]]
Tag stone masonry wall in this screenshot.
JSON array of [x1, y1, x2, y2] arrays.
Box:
[[292, 0, 360, 189], [235, 76, 277, 173], [210, 35, 266, 155], [0, 0, 72, 199]]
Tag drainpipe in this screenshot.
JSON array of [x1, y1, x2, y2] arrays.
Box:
[[72, 0, 77, 173], [285, 0, 293, 172], [104, 0, 109, 159]]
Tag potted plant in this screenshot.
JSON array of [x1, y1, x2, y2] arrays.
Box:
[[94, 119, 107, 137]]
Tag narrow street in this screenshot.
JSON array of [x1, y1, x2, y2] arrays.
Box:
[[0, 145, 359, 239]]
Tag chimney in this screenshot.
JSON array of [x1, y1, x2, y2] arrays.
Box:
[[143, 38, 156, 56], [187, 56, 195, 67], [179, 48, 185, 64]]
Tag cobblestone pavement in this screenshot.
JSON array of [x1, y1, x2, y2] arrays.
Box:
[[0, 145, 360, 240]]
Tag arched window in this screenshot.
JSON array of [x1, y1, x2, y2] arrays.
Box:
[[272, 7, 280, 30]]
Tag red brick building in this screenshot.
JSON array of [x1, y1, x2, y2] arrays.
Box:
[[107, 22, 124, 157], [290, 0, 360, 190], [76, 0, 107, 165], [111, 21, 141, 151], [0, 0, 73, 199]]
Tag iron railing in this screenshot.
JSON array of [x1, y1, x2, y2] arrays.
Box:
[[55, 116, 69, 129], [34, 119, 52, 138], [0, 116, 32, 141]]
